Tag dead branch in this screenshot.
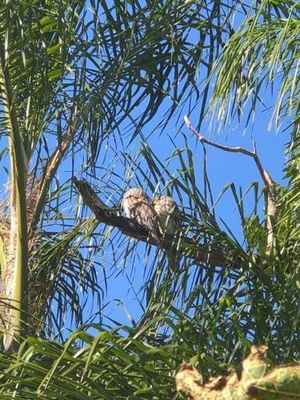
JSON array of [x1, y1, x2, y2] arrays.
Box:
[[31, 135, 73, 230], [73, 177, 245, 269], [184, 115, 277, 256], [30, 107, 85, 231]]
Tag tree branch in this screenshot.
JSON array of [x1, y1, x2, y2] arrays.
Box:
[[73, 177, 244, 269], [30, 109, 81, 230], [184, 115, 277, 255]]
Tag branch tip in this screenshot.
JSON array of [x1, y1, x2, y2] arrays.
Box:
[[184, 116, 277, 256]]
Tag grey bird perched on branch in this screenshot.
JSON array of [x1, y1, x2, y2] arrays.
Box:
[[122, 188, 161, 244], [152, 194, 181, 272], [122, 188, 182, 272]]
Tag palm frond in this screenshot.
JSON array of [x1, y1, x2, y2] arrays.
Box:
[[29, 217, 104, 337], [209, 1, 300, 130]]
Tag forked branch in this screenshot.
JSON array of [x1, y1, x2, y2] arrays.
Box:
[[73, 177, 244, 269], [184, 115, 277, 255]]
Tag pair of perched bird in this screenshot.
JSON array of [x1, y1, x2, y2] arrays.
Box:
[[122, 188, 180, 271]]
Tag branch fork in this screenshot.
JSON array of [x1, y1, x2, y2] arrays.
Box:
[[73, 177, 243, 269], [184, 115, 277, 255]]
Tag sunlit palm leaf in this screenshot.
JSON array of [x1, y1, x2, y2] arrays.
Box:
[[29, 217, 103, 337], [209, 1, 300, 129]]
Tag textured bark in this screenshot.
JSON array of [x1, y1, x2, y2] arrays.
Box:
[[73, 177, 245, 269], [175, 346, 300, 400], [0, 177, 43, 344]]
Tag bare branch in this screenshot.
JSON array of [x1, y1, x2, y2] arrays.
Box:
[[30, 109, 81, 230], [73, 177, 244, 269], [184, 115, 277, 255]]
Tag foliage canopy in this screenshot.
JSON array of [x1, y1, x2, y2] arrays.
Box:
[[0, 0, 299, 398]]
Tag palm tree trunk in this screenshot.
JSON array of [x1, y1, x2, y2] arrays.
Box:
[[0, 45, 29, 352]]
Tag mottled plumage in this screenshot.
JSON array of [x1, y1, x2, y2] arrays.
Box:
[[122, 188, 161, 243], [152, 195, 180, 235], [152, 195, 181, 271]]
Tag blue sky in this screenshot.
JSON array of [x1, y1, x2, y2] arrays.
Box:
[[53, 12, 290, 333], [0, 1, 291, 337], [79, 85, 288, 331]]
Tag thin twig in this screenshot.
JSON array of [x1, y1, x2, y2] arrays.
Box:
[[184, 115, 273, 189], [184, 115, 277, 255]]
